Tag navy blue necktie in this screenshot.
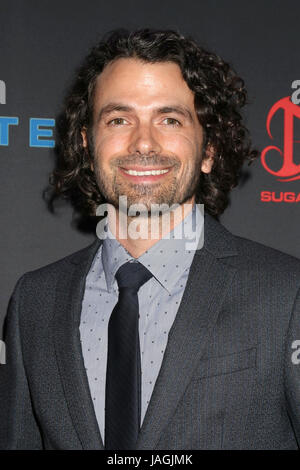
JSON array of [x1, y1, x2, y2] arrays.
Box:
[[104, 261, 153, 450]]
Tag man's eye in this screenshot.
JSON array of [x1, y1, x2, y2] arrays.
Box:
[[163, 118, 181, 126], [108, 118, 127, 126]]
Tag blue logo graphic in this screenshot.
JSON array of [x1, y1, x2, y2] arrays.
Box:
[[0, 116, 55, 147]]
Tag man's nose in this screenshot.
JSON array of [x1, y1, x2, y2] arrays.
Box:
[[127, 122, 162, 155]]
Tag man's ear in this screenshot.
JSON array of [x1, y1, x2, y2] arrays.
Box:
[[81, 128, 94, 171], [201, 144, 215, 174], [81, 128, 88, 148]]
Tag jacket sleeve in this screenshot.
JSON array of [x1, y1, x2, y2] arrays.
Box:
[[284, 285, 300, 447], [0, 274, 43, 449]]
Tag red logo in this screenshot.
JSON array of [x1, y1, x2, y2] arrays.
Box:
[[261, 96, 300, 181], [261, 191, 300, 203]]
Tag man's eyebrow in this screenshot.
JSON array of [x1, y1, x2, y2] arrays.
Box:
[[96, 103, 194, 123], [96, 103, 134, 123], [155, 106, 194, 122]]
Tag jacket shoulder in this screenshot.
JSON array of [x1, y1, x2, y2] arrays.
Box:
[[20, 238, 101, 284], [233, 232, 300, 276], [205, 213, 300, 277]]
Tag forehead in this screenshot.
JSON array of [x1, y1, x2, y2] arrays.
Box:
[[93, 58, 195, 108]]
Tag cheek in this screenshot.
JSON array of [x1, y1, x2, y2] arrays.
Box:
[[94, 133, 129, 164], [163, 133, 199, 161]]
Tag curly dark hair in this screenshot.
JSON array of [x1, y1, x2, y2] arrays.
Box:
[[44, 28, 259, 220]]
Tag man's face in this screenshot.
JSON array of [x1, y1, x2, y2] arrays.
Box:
[[82, 58, 213, 212]]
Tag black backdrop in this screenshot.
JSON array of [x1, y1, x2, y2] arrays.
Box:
[[1, 0, 300, 335]]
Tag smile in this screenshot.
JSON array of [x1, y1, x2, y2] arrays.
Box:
[[118, 166, 173, 182], [123, 168, 170, 176]]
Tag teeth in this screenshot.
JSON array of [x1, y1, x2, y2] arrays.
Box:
[[123, 168, 170, 176]]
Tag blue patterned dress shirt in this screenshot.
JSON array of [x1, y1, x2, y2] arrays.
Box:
[[79, 203, 204, 442]]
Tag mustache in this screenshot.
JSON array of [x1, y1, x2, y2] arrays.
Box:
[[111, 154, 181, 168]]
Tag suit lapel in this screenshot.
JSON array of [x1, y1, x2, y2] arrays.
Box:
[[136, 213, 238, 449], [51, 238, 104, 450]]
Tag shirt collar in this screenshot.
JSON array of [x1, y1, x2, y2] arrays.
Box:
[[101, 203, 204, 294]]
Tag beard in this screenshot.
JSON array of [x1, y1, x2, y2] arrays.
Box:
[[90, 141, 203, 216]]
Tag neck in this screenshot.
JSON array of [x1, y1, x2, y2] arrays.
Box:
[[106, 196, 196, 258]]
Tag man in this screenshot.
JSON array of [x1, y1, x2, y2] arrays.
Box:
[[1, 28, 300, 450]]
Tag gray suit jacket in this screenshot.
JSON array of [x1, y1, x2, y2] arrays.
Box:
[[1, 213, 300, 450]]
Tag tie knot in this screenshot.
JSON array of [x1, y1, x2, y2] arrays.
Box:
[[115, 261, 153, 292]]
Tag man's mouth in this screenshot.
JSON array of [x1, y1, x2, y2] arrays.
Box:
[[118, 166, 173, 182]]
